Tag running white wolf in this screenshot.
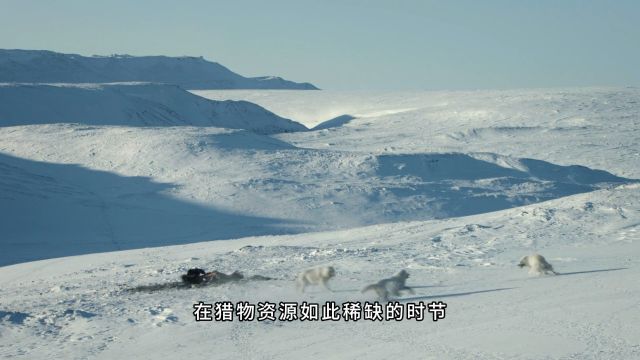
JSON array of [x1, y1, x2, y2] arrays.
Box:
[[296, 266, 335, 293], [518, 254, 559, 275], [361, 270, 415, 301]]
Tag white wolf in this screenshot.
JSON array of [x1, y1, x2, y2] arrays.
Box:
[[361, 270, 415, 301], [296, 266, 335, 293], [518, 254, 558, 275]]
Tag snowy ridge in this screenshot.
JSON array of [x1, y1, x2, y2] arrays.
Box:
[[0, 49, 319, 90], [0, 83, 307, 133]]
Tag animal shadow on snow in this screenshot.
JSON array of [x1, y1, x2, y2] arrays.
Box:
[[400, 287, 515, 302], [507, 267, 627, 282], [557, 267, 627, 276], [333, 284, 443, 293]]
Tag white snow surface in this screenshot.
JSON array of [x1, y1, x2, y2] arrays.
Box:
[[1, 87, 639, 359]]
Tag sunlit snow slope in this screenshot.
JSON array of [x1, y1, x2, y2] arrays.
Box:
[[0, 87, 639, 359]]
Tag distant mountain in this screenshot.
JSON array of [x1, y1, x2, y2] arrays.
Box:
[[0, 82, 308, 133], [0, 49, 319, 90]]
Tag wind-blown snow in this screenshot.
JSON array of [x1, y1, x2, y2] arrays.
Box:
[[0, 87, 639, 359], [0, 49, 319, 90]]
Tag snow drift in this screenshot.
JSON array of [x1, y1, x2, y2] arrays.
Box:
[[0, 49, 318, 90], [0, 82, 307, 133]]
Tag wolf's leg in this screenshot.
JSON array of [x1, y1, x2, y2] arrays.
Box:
[[322, 278, 333, 292], [297, 279, 306, 293], [403, 286, 415, 295], [377, 288, 389, 302]]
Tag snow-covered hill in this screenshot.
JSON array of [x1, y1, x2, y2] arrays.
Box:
[[195, 87, 640, 179], [0, 83, 307, 133], [0, 123, 632, 266], [0, 87, 639, 359], [0, 49, 318, 90]]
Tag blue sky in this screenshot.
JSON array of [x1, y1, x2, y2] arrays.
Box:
[[1, 0, 638, 90]]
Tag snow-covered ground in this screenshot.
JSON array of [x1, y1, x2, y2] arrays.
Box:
[[195, 88, 640, 179], [1, 88, 639, 359]]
